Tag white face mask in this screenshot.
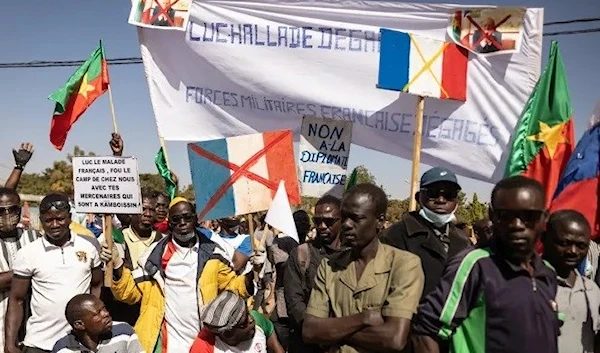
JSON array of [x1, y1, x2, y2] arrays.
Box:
[[419, 206, 457, 227], [174, 231, 196, 242]]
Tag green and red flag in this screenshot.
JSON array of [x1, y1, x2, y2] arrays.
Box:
[[48, 42, 110, 150], [504, 40, 574, 207]]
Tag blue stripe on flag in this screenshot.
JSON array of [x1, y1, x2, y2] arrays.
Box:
[[188, 139, 236, 221], [554, 123, 600, 198], [377, 28, 411, 92]]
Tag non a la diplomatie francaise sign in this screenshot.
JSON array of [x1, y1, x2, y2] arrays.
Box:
[[299, 116, 353, 198]]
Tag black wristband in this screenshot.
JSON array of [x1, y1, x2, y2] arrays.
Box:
[[14, 165, 24, 170]]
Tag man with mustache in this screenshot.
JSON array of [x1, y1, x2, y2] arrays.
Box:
[[0, 188, 39, 350], [5, 193, 103, 353], [284, 195, 344, 353], [51, 294, 143, 353], [412, 176, 560, 353], [303, 184, 424, 353], [543, 210, 600, 353], [103, 198, 265, 353]]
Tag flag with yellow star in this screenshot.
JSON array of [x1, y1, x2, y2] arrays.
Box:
[[48, 42, 110, 150], [504, 41, 574, 207]]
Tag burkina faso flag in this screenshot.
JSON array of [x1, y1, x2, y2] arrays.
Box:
[[48, 42, 110, 150], [504, 41, 574, 207]]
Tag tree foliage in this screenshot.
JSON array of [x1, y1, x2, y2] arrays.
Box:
[[15, 154, 489, 225]]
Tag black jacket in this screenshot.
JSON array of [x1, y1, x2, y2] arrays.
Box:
[[381, 211, 472, 299]]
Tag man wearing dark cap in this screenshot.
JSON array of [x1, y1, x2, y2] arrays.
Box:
[[190, 291, 285, 353], [381, 167, 471, 299]]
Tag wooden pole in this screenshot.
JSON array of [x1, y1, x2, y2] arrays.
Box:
[[107, 84, 118, 134], [103, 214, 114, 287], [159, 136, 171, 169], [408, 96, 425, 212]]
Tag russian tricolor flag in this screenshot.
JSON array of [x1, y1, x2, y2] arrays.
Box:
[[550, 103, 600, 239], [378, 29, 469, 101], [187, 130, 300, 221]]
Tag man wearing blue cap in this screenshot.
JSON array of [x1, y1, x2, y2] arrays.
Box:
[[381, 166, 471, 298]]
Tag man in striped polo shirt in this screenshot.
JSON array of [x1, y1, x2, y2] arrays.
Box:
[[413, 176, 560, 353], [52, 294, 144, 353], [0, 187, 40, 349]]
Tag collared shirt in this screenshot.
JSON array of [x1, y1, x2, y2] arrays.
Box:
[[556, 271, 600, 353], [52, 321, 144, 353], [305, 241, 424, 353], [164, 239, 202, 353], [413, 241, 560, 353], [381, 211, 472, 298], [0, 229, 39, 349], [13, 231, 101, 350], [122, 227, 162, 270]]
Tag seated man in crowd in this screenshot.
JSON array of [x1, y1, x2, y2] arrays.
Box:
[[52, 294, 143, 353], [190, 291, 285, 353]]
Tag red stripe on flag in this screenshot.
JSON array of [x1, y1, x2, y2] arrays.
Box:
[[101, 59, 110, 85], [441, 44, 468, 101], [522, 120, 574, 208], [262, 131, 301, 204], [550, 178, 600, 240]]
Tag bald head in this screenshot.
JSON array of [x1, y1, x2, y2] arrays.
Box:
[[65, 294, 97, 326]]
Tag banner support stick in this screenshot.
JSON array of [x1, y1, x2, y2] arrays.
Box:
[[103, 214, 114, 287], [408, 96, 425, 212], [159, 136, 171, 170]]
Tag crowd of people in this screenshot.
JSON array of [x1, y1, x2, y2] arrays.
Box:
[[0, 135, 598, 353]]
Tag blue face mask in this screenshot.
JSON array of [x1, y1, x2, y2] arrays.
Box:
[[419, 206, 456, 227]]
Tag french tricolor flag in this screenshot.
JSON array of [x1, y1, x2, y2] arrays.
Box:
[[187, 130, 300, 221], [377, 29, 469, 101]]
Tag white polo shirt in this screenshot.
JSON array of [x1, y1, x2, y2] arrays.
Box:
[[13, 231, 101, 350]]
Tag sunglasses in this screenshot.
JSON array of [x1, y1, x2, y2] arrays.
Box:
[[421, 188, 459, 201], [492, 209, 545, 226], [169, 213, 195, 224], [39, 200, 70, 213], [313, 217, 340, 228], [0, 205, 20, 215]]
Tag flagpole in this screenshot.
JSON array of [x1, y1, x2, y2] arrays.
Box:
[[408, 96, 425, 211], [159, 135, 171, 170], [107, 84, 118, 134]]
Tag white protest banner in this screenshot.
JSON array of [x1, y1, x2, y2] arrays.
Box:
[[73, 156, 142, 214], [139, 0, 543, 183], [299, 116, 352, 197]]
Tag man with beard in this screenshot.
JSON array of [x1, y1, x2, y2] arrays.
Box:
[[284, 195, 344, 353], [5, 193, 103, 353], [412, 176, 560, 353], [52, 294, 143, 353], [381, 167, 471, 299], [303, 184, 424, 353], [543, 210, 600, 353], [102, 198, 265, 353], [0, 188, 39, 349]]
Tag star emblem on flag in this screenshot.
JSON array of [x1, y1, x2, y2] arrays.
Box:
[[526, 121, 569, 159], [78, 73, 96, 99]]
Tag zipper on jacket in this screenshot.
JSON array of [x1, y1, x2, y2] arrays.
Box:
[[531, 277, 537, 292]]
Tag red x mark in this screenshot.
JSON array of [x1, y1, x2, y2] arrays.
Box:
[[468, 14, 511, 51], [189, 131, 290, 220], [148, 0, 179, 26]]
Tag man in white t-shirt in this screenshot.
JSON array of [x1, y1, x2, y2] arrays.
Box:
[[190, 291, 285, 353], [5, 193, 103, 353]]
